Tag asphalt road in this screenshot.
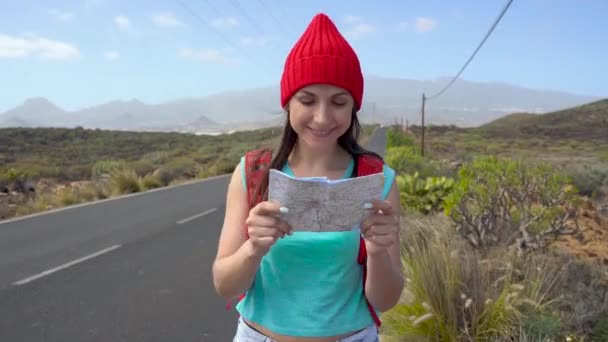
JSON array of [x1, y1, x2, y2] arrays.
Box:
[[0, 126, 388, 342]]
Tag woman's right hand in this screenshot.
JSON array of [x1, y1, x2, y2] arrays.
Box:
[[245, 201, 292, 258]]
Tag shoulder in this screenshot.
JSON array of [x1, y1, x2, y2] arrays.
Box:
[[226, 158, 246, 195]]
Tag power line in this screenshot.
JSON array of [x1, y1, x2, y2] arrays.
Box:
[[227, 0, 268, 38], [419, 0, 514, 157], [175, 0, 274, 74], [256, 0, 292, 40], [426, 0, 514, 101]]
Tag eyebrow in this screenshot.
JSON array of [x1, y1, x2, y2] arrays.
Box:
[[298, 90, 350, 97]]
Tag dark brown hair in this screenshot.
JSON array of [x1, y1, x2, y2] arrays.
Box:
[[251, 109, 382, 204]]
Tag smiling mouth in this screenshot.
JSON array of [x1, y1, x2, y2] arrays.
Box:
[[308, 127, 334, 137]]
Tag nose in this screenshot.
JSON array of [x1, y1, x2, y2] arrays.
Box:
[[312, 101, 332, 126]]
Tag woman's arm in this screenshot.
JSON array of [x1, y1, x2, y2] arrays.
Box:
[[212, 163, 262, 299], [364, 180, 404, 312]]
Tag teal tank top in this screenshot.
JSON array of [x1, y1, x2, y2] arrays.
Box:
[[236, 156, 396, 337]]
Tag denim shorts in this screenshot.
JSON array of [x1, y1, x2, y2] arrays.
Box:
[[233, 317, 379, 342]]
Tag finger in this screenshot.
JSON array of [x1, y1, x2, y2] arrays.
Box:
[[369, 223, 398, 233], [369, 199, 394, 215], [361, 214, 397, 233], [367, 213, 398, 226], [245, 214, 273, 227], [366, 234, 396, 247], [363, 224, 398, 237], [254, 236, 278, 248], [254, 201, 288, 217], [248, 226, 284, 239], [246, 214, 293, 236]]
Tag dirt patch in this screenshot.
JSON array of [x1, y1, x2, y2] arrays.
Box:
[[551, 198, 608, 267]]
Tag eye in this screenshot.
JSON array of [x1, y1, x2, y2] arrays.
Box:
[[333, 97, 348, 107], [298, 96, 314, 106]]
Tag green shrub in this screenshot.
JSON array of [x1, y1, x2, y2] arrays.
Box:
[[214, 157, 238, 175], [63, 165, 92, 181], [387, 128, 415, 148], [131, 160, 157, 177], [591, 311, 608, 341], [396, 172, 454, 214], [564, 164, 608, 197], [385, 146, 445, 179], [443, 156, 581, 251], [153, 158, 198, 186], [142, 151, 170, 164], [92, 160, 127, 178], [1, 167, 31, 183], [521, 312, 564, 340], [165, 158, 198, 178], [0, 173, 10, 190]]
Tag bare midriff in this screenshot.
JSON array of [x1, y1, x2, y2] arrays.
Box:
[[244, 318, 362, 342]]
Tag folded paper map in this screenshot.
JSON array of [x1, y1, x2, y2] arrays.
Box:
[[268, 169, 385, 232]]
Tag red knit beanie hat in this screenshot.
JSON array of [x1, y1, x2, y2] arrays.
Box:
[[280, 13, 364, 110]]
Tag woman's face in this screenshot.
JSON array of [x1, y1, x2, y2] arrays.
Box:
[[287, 84, 354, 151]]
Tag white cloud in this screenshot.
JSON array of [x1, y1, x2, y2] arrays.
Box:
[[0, 33, 80, 60], [114, 15, 132, 30], [344, 14, 361, 24], [209, 17, 239, 29], [415, 17, 438, 33], [344, 23, 375, 40], [397, 21, 409, 31], [341, 15, 375, 40], [152, 12, 184, 28], [178, 48, 234, 64], [240, 36, 268, 47], [49, 9, 74, 22], [103, 50, 120, 61]]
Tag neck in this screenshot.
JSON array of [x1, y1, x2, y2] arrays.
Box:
[[290, 140, 350, 171]]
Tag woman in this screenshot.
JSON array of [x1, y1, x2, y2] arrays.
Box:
[[213, 12, 403, 342]]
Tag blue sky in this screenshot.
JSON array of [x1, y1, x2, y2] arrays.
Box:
[[1, 0, 606, 111]]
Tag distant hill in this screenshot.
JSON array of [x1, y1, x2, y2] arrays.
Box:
[[1, 97, 66, 127], [0, 76, 600, 132], [478, 99, 608, 141]]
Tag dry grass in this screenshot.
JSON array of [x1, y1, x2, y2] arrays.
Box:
[[380, 211, 574, 341]]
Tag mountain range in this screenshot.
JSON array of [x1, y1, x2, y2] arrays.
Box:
[[0, 76, 600, 133]]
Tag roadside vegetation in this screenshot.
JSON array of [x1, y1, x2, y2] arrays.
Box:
[[0, 123, 378, 220], [380, 98, 608, 341]]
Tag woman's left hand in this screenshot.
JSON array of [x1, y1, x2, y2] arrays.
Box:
[[361, 199, 399, 256]]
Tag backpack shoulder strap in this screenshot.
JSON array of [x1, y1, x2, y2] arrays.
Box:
[[355, 153, 384, 327], [243, 149, 273, 238], [356, 153, 384, 177]]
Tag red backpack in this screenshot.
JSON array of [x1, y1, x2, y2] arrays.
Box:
[[227, 148, 383, 327]]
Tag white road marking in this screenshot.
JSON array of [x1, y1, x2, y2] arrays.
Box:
[[12, 244, 122, 286], [177, 208, 218, 225]]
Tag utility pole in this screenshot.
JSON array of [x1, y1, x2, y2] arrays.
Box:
[[421, 93, 426, 156]]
